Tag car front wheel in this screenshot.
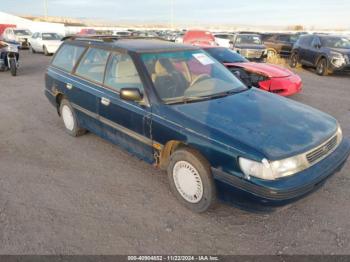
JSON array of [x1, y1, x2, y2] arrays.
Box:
[[167, 147, 216, 213], [59, 99, 86, 137], [289, 53, 298, 68], [316, 58, 329, 76]]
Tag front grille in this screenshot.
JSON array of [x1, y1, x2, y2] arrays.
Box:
[[240, 49, 263, 58], [306, 135, 338, 164]]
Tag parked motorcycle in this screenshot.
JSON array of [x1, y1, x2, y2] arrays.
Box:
[[0, 40, 20, 76]]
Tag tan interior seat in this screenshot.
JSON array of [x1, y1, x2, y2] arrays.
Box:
[[151, 60, 171, 82], [115, 59, 141, 84]]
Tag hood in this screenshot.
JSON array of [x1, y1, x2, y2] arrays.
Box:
[[224, 62, 292, 78], [169, 88, 337, 160], [235, 44, 266, 50], [327, 47, 350, 55]]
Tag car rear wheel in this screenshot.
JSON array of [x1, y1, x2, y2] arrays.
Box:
[[59, 99, 86, 137], [9, 58, 17, 76], [167, 147, 216, 213], [289, 53, 298, 68], [316, 58, 329, 76]]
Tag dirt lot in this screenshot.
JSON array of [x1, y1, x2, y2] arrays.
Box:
[[0, 51, 349, 255]]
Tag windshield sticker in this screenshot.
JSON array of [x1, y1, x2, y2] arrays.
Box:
[[193, 53, 215, 65]]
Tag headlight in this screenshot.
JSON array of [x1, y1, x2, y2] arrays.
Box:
[[239, 156, 308, 180], [329, 51, 346, 68], [239, 124, 343, 181]]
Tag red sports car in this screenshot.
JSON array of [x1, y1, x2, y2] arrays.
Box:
[[183, 30, 218, 47], [204, 47, 302, 96]]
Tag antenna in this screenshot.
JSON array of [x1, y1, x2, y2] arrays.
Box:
[[44, 0, 48, 20]]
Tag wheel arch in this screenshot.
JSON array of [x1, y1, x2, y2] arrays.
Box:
[[316, 55, 328, 66], [55, 92, 66, 115], [159, 140, 187, 169]]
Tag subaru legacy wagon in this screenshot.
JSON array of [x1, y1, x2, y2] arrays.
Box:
[[45, 37, 350, 212]]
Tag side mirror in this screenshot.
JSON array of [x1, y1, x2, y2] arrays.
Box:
[[314, 43, 321, 49], [120, 88, 143, 102]]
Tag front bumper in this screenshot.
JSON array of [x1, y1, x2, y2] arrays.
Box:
[[330, 63, 350, 73], [238, 49, 266, 60], [259, 74, 303, 96], [213, 137, 350, 203]]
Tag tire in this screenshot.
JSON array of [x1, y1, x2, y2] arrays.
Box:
[[167, 147, 216, 213], [59, 99, 86, 137], [43, 46, 50, 56], [9, 58, 17, 76], [289, 52, 298, 68], [267, 49, 277, 59], [316, 58, 329, 76]]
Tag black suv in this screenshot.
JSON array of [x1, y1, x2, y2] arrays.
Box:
[[289, 34, 350, 75], [230, 33, 267, 62], [262, 33, 299, 58]]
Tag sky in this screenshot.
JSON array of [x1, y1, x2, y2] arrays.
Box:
[[1, 0, 350, 28]]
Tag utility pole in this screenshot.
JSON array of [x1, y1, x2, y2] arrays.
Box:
[[170, 0, 174, 29], [44, 0, 48, 20]]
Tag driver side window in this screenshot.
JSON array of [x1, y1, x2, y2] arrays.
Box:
[[104, 53, 144, 92]]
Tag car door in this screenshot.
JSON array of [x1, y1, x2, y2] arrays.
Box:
[[71, 46, 111, 135], [299, 35, 314, 65], [35, 33, 43, 52], [308, 36, 322, 66], [98, 51, 154, 163]]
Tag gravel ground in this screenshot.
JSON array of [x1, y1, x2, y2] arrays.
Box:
[[0, 51, 349, 255]]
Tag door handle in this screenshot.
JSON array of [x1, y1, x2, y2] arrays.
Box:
[[66, 83, 73, 90], [101, 97, 110, 106]]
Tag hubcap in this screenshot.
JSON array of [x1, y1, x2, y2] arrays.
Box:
[[318, 61, 324, 73], [61, 105, 74, 131], [172, 161, 203, 203]]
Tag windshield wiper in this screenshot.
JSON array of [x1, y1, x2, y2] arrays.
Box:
[[165, 89, 247, 105]]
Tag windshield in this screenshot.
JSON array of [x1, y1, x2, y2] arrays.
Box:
[[236, 35, 262, 45], [42, 33, 61, 40], [14, 30, 31, 36], [320, 37, 350, 49], [215, 34, 235, 40], [204, 47, 248, 63], [141, 50, 246, 104]]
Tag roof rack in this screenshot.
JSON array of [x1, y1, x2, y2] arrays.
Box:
[[61, 35, 166, 42]]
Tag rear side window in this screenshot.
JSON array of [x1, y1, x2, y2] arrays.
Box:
[[298, 36, 313, 46], [277, 35, 289, 42], [104, 53, 143, 92], [75, 48, 110, 84], [52, 44, 85, 72]]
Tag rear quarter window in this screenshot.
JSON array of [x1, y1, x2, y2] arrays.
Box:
[[52, 44, 85, 72]]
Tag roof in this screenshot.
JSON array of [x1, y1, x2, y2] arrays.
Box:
[[65, 36, 198, 53], [114, 39, 198, 53]]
